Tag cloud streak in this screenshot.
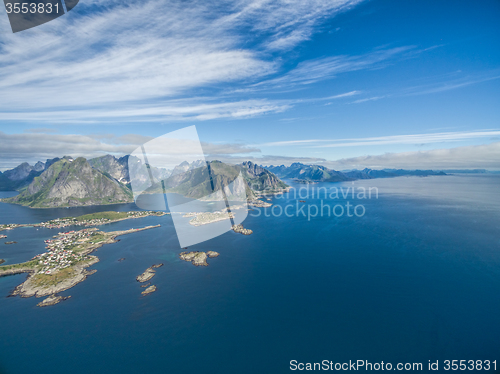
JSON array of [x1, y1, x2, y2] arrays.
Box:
[[0, 99, 292, 123], [254, 46, 414, 89], [261, 130, 500, 148]]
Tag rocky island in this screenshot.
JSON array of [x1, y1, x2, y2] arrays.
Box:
[[136, 263, 163, 282], [206, 251, 219, 258], [136, 267, 156, 282], [0, 224, 161, 306], [232, 224, 253, 235], [179, 251, 219, 266], [248, 199, 272, 208], [37, 294, 71, 307], [141, 285, 157, 296]]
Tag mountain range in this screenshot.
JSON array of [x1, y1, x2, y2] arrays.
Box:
[[0, 156, 450, 208], [265, 162, 446, 182], [0, 156, 288, 208]]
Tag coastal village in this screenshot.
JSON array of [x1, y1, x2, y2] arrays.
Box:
[[0, 210, 166, 232], [36, 210, 165, 229], [33, 229, 97, 275]]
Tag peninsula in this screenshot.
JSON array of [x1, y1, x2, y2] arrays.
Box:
[[0, 210, 167, 232], [0, 224, 161, 306], [184, 209, 235, 226], [183, 204, 258, 226]]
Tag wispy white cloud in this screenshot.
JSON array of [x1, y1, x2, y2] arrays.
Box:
[[24, 128, 59, 134], [213, 0, 363, 51], [350, 95, 386, 104], [403, 72, 500, 96], [0, 99, 291, 123], [254, 46, 414, 89], [313, 130, 500, 148], [346, 70, 500, 104], [260, 130, 500, 148], [325, 91, 361, 99], [0, 0, 365, 123]]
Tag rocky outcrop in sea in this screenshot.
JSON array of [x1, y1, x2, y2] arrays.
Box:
[[179, 251, 208, 266], [136, 267, 156, 282], [37, 294, 71, 307], [232, 224, 253, 235], [136, 263, 163, 282], [179, 251, 218, 266], [141, 285, 157, 296], [248, 199, 272, 208], [206, 251, 219, 258]]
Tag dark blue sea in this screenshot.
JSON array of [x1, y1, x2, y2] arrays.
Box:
[[0, 175, 499, 374]]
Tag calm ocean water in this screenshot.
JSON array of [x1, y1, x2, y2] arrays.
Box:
[[0, 175, 499, 374]]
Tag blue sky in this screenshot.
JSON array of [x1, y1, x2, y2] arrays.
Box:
[[0, 0, 499, 170]]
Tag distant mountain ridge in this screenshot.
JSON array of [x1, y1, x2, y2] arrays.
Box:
[[266, 163, 351, 182], [0, 161, 47, 190], [264, 163, 447, 182], [0, 156, 78, 191]]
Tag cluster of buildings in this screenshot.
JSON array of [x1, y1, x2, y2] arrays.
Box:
[[36, 211, 160, 229], [0, 224, 21, 231], [36, 218, 112, 229], [31, 229, 97, 275]]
